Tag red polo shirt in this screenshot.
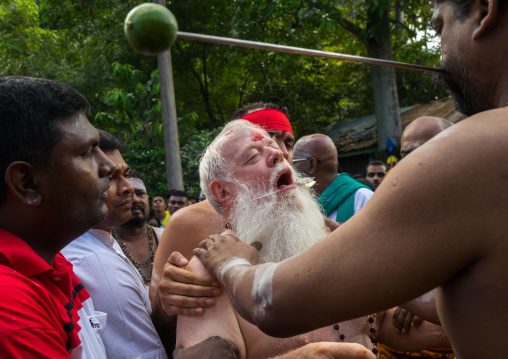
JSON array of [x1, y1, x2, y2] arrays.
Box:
[[0, 228, 91, 358]]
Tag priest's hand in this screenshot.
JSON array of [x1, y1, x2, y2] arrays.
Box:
[[194, 231, 260, 284]]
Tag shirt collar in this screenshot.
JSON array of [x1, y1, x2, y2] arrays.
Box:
[[0, 227, 53, 277], [88, 228, 115, 248]]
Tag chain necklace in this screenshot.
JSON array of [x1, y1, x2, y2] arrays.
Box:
[[113, 224, 155, 285], [333, 315, 378, 357]]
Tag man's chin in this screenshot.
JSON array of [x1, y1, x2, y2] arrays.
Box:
[[125, 215, 147, 227]]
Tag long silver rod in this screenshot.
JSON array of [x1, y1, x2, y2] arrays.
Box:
[[177, 32, 445, 74]]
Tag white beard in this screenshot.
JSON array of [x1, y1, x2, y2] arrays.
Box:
[[227, 163, 330, 263]]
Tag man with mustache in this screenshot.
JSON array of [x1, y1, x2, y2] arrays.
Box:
[[150, 103, 298, 351], [113, 171, 164, 287], [0, 76, 114, 358], [194, 1, 508, 358], [62, 131, 167, 359], [175, 120, 376, 359]]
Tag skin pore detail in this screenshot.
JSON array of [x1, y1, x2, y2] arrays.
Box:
[[250, 262, 278, 327]]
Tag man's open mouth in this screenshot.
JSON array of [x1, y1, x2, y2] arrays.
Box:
[[275, 169, 297, 191]]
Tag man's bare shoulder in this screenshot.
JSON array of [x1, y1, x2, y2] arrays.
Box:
[[168, 200, 223, 232], [432, 107, 508, 154], [158, 200, 224, 260]]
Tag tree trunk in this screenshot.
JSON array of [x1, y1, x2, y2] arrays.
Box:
[[154, 0, 184, 191], [365, 8, 402, 156]]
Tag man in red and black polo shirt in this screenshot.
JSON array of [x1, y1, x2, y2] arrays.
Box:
[[0, 76, 115, 358]]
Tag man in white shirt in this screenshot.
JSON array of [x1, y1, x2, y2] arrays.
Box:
[[63, 130, 167, 359]]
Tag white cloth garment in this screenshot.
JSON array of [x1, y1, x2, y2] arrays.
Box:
[[72, 296, 108, 359], [63, 229, 167, 359], [327, 187, 373, 221]]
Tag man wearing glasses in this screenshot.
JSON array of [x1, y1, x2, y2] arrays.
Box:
[[366, 161, 387, 190], [293, 134, 373, 222]]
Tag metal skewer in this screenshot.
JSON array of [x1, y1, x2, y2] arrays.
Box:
[[252, 191, 279, 201], [177, 32, 445, 74]]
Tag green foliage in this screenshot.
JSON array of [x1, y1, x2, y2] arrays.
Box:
[[0, 0, 448, 192], [94, 62, 217, 198]]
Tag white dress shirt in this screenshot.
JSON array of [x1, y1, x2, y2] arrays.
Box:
[[63, 229, 167, 359]]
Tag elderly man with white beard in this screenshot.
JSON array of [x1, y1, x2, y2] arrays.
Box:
[[172, 120, 450, 359]]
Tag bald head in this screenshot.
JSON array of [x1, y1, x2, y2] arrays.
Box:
[[293, 134, 339, 174], [400, 116, 453, 158]]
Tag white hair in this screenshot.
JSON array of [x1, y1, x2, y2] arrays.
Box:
[[199, 120, 268, 214]]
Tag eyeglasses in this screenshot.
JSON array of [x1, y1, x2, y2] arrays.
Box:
[[293, 157, 322, 164], [367, 172, 385, 178]]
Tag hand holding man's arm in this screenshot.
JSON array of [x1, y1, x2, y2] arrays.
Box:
[[156, 251, 221, 317], [400, 290, 441, 325]]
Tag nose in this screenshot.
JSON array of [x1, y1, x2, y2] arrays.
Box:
[[276, 138, 289, 160], [98, 148, 115, 178], [119, 176, 134, 195], [132, 193, 141, 203], [268, 146, 284, 166]]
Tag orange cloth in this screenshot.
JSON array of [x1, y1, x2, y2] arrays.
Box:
[[378, 344, 454, 359]]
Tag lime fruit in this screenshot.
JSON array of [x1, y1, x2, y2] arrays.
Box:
[[124, 3, 178, 56]]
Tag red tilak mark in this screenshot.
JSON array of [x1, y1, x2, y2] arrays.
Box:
[[250, 134, 264, 141], [224, 131, 232, 136]]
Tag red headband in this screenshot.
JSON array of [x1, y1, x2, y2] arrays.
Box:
[[240, 109, 293, 136]]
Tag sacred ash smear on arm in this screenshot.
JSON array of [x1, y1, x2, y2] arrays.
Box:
[[218, 257, 280, 327]]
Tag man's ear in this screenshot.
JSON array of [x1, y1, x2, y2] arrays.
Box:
[[209, 180, 234, 206], [473, 0, 502, 39], [4, 162, 42, 207], [307, 158, 319, 176]]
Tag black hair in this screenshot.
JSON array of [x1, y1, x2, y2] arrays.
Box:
[[153, 194, 167, 203], [0, 76, 90, 202], [231, 102, 290, 120], [97, 129, 125, 153], [127, 169, 143, 181], [147, 215, 161, 228], [169, 190, 188, 199], [367, 160, 386, 168], [356, 178, 376, 191], [166, 189, 175, 199], [434, 0, 472, 19]]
